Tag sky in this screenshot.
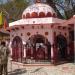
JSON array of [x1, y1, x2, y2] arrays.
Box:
[[0, 0, 7, 4], [0, 0, 46, 4]]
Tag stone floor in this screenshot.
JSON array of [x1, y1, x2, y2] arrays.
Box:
[[7, 58, 75, 75]]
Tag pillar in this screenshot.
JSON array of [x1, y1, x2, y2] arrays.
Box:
[[51, 32, 58, 64]]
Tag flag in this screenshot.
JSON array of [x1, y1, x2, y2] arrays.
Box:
[[0, 12, 3, 26], [3, 18, 8, 29]]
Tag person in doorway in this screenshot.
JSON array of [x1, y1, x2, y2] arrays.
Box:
[[0, 41, 10, 75]]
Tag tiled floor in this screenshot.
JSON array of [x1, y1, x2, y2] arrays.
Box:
[[8, 58, 75, 75]]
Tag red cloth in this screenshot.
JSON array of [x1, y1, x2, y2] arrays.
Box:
[[3, 19, 8, 29]]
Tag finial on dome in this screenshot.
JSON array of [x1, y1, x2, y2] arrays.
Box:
[[36, 0, 41, 3]]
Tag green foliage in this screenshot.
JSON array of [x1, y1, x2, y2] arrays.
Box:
[[46, 0, 75, 19], [0, 0, 29, 21]]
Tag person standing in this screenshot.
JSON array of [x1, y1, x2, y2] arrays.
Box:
[[0, 41, 10, 75]]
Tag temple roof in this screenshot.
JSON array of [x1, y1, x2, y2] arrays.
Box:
[[22, 3, 57, 18]]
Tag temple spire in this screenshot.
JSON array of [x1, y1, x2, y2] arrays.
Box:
[[36, 0, 41, 3]]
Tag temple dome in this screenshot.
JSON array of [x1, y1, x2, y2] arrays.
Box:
[[22, 3, 57, 19]]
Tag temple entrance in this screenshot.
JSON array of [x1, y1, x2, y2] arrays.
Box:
[[69, 30, 74, 61], [56, 34, 67, 61], [12, 36, 23, 62], [26, 34, 51, 62]]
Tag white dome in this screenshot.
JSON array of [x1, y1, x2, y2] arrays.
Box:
[[22, 3, 57, 18]]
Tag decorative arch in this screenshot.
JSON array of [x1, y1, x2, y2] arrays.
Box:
[[26, 34, 51, 60], [46, 12, 52, 17], [26, 13, 30, 18], [12, 36, 23, 62], [39, 12, 45, 18], [31, 12, 38, 18], [22, 15, 25, 19], [52, 13, 56, 17], [29, 34, 48, 44], [56, 34, 67, 60]]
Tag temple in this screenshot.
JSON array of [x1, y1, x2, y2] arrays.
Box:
[[1, 0, 74, 64]]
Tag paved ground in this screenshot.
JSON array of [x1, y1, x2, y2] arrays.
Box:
[[7, 58, 75, 75]]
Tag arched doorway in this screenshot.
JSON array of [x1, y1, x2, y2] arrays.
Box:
[[12, 36, 23, 62], [26, 34, 51, 61], [69, 30, 74, 61], [56, 34, 67, 61]]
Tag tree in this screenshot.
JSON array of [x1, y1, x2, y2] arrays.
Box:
[[0, 0, 29, 21], [46, 0, 64, 19], [46, 0, 75, 19]]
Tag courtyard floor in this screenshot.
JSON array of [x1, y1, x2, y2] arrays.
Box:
[[7, 58, 75, 75]]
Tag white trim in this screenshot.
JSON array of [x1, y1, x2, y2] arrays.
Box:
[[9, 17, 65, 27]]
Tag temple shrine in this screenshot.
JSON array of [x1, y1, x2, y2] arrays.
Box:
[[1, 0, 74, 64]]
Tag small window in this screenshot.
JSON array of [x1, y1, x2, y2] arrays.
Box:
[[39, 12, 45, 18], [45, 32, 48, 35], [26, 13, 30, 18], [41, 25, 44, 29], [32, 26, 34, 29], [27, 32, 31, 36]]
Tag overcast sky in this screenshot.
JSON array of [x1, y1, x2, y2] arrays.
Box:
[[0, 0, 7, 4], [0, 0, 46, 4]]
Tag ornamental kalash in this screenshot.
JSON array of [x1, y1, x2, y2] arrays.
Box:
[[5, 0, 74, 64]]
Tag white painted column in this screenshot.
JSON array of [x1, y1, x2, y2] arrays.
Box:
[[50, 30, 54, 63], [9, 41, 12, 56], [23, 41, 26, 58], [24, 47, 26, 58]]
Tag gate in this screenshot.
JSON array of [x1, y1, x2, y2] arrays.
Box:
[[12, 36, 23, 62], [26, 34, 51, 62]]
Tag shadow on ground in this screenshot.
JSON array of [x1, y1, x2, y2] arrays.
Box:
[[8, 68, 27, 75], [53, 60, 74, 66]]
